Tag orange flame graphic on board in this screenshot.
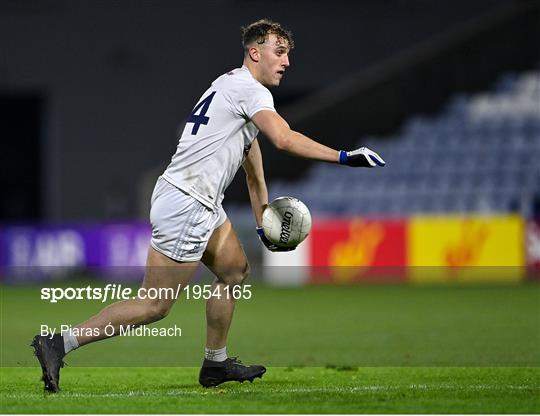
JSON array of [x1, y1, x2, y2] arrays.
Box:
[[329, 220, 385, 282], [444, 220, 489, 268]]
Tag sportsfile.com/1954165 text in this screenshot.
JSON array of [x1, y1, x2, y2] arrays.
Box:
[[40, 284, 252, 303]]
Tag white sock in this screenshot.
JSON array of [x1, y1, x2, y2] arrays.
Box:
[[62, 329, 80, 354], [205, 346, 227, 362]]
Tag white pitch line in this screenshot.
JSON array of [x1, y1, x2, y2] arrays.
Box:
[[4, 384, 538, 399]]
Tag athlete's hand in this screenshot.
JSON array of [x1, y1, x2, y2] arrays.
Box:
[[256, 227, 296, 252], [339, 147, 385, 167]]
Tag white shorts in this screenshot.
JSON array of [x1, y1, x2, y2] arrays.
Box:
[[150, 176, 227, 262]]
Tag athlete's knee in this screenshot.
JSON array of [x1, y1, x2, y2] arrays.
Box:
[[143, 299, 172, 322], [236, 260, 251, 285], [220, 261, 250, 286]]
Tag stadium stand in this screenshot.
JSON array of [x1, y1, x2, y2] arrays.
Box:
[[268, 69, 540, 216]]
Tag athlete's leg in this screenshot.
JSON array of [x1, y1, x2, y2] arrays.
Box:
[[201, 219, 249, 349], [198, 219, 265, 387], [75, 246, 198, 346], [32, 245, 198, 392], [33, 177, 207, 392]]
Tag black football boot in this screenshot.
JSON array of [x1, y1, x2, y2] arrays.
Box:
[[199, 357, 266, 387], [31, 334, 66, 393]]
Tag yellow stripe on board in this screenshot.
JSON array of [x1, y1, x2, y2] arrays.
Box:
[[408, 215, 525, 283]]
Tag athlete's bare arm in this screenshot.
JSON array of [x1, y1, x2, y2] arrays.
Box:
[[252, 110, 340, 163], [242, 138, 268, 227]]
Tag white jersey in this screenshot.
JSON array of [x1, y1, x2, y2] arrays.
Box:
[[162, 65, 275, 211]]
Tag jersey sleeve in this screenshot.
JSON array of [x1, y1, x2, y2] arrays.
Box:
[[236, 85, 276, 119]]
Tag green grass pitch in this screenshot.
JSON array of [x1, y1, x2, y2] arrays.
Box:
[[2, 367, 539, 413], [1, 282, 539, 413]]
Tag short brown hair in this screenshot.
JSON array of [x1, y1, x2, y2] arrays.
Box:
[[241, 19, 294, 53]]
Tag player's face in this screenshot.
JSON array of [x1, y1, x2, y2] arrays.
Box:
[[259, 34, 290, 87]]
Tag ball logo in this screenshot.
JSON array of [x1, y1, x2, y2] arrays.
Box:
[[279, 211, 294, 244]]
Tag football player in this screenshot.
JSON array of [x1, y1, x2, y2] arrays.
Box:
[[32, 18, 385, 392]]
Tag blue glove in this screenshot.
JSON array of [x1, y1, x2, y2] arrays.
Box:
[[256, 227, 295, 252], [339, 147, 385, 167]]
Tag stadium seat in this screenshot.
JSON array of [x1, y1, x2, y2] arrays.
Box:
[[268, 69, 540, 216]]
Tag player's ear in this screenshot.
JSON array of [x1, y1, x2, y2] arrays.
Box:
[[248, 46, 260, 63]]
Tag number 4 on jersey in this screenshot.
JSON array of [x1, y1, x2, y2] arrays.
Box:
[[187, 91, 216, 135]]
